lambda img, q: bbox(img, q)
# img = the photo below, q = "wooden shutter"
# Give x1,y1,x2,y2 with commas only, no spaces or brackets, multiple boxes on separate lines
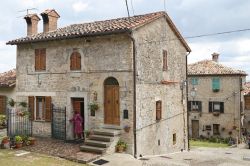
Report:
40,49,46,70
35,49,40,70
209,102,213,113
76,53,81,70
187,101,191,111
45,96,52,121
163,50,168,71
0,96,6,114
220,102,224,113
28,96,35,120
198,101,202,112
70,52,81,70
156,100,162,120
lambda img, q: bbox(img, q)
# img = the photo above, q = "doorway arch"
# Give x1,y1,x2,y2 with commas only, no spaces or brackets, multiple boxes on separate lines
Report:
104,77,120,125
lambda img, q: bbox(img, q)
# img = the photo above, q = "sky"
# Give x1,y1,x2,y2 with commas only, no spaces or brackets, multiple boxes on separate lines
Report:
0,0,250,80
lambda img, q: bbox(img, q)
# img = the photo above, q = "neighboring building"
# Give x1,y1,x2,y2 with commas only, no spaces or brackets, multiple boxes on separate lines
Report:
0,69,16,114
7,10,191,156
243,82,250,132
187,53,246,140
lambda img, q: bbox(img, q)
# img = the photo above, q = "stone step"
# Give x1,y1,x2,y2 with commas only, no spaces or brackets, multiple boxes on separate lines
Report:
89,135,114,142
85,139,110,148
80,145,105,154
93,128,121,136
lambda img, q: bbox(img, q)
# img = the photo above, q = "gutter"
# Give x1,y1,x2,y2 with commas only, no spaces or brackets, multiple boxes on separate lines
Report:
186,52,191,150
127,32,137,158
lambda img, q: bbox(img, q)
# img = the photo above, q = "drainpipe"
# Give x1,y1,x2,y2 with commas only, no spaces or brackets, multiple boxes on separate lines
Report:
186,52,191,150
127,32,137,158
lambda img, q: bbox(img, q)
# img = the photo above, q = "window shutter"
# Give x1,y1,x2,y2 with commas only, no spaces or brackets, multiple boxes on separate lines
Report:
41,49,46,70
163,50,167,71
187,101,191,111
156,100,162,120
45,96,52,121
209,102,213,112
35,49,40,70
220,102,224,113
0,96,6,114
198,101,202,112
212,78,220,91
28,96,35,120
76,53,81,70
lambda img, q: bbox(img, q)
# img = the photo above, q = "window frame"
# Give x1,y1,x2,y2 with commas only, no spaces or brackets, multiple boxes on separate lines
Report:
212,77,220,92
162,50,168,71
173,133,176,145
213,124,220,135
188,101,202,112
35,48,46,71
156,100,162,121
209,101,224,113
70,51,81,71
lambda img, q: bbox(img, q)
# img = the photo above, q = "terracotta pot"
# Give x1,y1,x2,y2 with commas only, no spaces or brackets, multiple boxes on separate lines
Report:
124,127,131,133
1,139,9,144
30,140,36,145
117,146,124,153
15,143,22,149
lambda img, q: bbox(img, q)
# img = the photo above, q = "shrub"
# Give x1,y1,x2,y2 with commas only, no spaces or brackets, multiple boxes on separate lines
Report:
15,136,23,143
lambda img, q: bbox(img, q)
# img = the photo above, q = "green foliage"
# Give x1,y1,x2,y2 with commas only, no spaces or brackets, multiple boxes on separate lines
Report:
8,98,15,107
18,102,27,108
88,102,99,111
0,115,6,126
15,136,23,143
116,140,127,149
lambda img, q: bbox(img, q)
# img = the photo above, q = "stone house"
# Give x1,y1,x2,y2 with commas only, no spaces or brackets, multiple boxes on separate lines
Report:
7,10,191,157
243,82,250,132
0,69,16,114
187,53,246,140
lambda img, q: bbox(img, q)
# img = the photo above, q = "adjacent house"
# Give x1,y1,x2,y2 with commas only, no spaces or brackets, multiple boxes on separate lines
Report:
0,69,16,114
7,10,191,156
243,82,250,132
187,53,246,140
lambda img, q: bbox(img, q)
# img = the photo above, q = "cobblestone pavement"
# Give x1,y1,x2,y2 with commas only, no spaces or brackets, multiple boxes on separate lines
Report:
21,137,100,163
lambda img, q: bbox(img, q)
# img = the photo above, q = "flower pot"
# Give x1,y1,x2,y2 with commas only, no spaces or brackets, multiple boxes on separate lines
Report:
124,126,131,133
30,139,36,145
117,146,124,153
15,142,22,149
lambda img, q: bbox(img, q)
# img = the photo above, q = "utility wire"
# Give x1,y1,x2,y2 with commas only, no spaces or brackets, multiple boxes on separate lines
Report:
163,0,166,12
125,0,130,17
130,0,135,16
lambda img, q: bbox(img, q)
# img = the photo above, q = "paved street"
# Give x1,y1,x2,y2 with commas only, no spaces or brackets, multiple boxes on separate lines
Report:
91,146,250,166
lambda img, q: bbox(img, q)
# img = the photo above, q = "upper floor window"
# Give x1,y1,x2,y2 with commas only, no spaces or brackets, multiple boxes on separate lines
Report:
156,100,162,121
209,101,224,113
70,51,81,70
191,78,198,85
188,101,202,112
212,77,220,92
163,50,168,71
35,48,46,71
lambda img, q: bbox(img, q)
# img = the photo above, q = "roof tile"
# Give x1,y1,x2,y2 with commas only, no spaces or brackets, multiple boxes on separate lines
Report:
0,69,16,88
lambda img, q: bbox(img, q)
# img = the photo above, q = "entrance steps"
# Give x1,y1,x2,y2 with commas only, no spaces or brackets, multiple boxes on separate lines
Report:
80,128,121,154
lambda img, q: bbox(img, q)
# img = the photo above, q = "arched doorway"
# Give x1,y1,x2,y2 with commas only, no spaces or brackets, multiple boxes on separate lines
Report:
104,77,120,125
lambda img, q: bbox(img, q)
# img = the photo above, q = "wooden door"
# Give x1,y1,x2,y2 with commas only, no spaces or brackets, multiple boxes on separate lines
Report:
0,96,6,114
104,85,120,125
192,120,199,139
72,98,84,130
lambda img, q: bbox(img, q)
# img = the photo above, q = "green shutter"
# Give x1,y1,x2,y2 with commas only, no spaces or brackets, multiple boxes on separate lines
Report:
212,77,220,91
191,78,198,85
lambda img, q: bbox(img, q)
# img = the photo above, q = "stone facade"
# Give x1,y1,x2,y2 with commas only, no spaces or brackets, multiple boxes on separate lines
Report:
11,12,190,157
188,75,245,139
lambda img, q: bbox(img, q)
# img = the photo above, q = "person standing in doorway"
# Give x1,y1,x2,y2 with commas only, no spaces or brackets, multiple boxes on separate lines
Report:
70,111,83,139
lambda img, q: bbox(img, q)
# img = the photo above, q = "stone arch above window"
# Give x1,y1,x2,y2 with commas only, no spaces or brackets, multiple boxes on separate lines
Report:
70,51,81,70
104,77,119,85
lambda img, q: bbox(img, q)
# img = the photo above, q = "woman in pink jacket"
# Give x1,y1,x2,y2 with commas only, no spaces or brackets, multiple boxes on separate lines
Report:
70,111,83,139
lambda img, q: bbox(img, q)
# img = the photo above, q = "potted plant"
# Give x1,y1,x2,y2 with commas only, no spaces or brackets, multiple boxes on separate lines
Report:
15,135,23,148
123,125,131,133
1,136,10,149
19,101,27,108
88,102,99,112
28,137,36,145
116,140,127,153
8,98,15,107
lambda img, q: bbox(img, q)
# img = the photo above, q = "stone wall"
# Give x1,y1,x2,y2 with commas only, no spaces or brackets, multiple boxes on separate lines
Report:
0,87,16,109
188,76,243,139
132,17,188,156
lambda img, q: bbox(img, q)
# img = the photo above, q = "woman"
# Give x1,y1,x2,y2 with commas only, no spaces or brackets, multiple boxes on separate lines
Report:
70,111,83,139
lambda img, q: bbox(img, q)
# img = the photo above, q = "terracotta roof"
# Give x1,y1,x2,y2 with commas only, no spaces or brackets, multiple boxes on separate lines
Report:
188,60,247,76
0,69,16,88
6,11,190,52
244,82,250,95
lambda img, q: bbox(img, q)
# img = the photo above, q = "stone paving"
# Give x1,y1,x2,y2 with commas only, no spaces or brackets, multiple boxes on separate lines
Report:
21,137,100,163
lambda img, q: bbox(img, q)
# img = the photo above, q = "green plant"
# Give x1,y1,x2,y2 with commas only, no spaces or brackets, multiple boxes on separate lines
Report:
15,136,23,143
0,115,6,126
88,102,99,111
116,140,127,149
8,98,15,107
19,102,27,108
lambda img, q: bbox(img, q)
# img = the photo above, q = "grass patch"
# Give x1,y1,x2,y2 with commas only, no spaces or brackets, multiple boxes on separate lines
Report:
190,140,229,148
0,149,85,166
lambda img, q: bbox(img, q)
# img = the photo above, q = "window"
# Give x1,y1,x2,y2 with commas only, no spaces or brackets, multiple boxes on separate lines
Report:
205,125,211,131
209,102,224,113
35,48,46,71
163,50,168,71
70,51,81,70
212,77,220,92
191,78,198,85
245,96,250,110
173,133,176,145
213,124,220,135
188,101,202,112
28,96,52,121
0,96,6,114
156,100,162,121
123,109,128,119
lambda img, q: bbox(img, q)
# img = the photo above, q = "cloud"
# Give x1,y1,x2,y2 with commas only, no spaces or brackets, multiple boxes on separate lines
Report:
72,1,89,12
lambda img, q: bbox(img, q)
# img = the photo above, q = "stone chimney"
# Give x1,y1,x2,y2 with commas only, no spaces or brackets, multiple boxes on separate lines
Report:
41,9,60,33
24,14,40,36
212,52,219,62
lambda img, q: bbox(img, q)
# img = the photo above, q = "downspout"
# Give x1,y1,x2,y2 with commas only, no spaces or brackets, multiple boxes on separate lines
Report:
186,52,191,150
239,76,242,142
127,32,137,158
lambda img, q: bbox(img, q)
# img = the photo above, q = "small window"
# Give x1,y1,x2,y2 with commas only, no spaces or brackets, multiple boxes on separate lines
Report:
123,109,128,119
90,109,95,116
188,101,202,112
173,133,176,145
70,51,81,70
191,78,198,85
205,125,211,131
212,77,220,92
35,48,46,71
156,100,162,121
213,124,220,135
209,102,224,113
163,50,168,71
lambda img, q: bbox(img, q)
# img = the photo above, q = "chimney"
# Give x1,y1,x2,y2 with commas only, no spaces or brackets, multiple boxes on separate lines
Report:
24,14,41,36
212,52,219,62
41,9,60,33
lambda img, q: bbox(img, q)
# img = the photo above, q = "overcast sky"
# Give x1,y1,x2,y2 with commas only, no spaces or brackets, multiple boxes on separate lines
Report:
1,0,250,80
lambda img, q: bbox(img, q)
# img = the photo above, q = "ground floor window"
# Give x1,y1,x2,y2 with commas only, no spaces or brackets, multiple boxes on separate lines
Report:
213,124,220,135
28,96,51,121
173,133,176,145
